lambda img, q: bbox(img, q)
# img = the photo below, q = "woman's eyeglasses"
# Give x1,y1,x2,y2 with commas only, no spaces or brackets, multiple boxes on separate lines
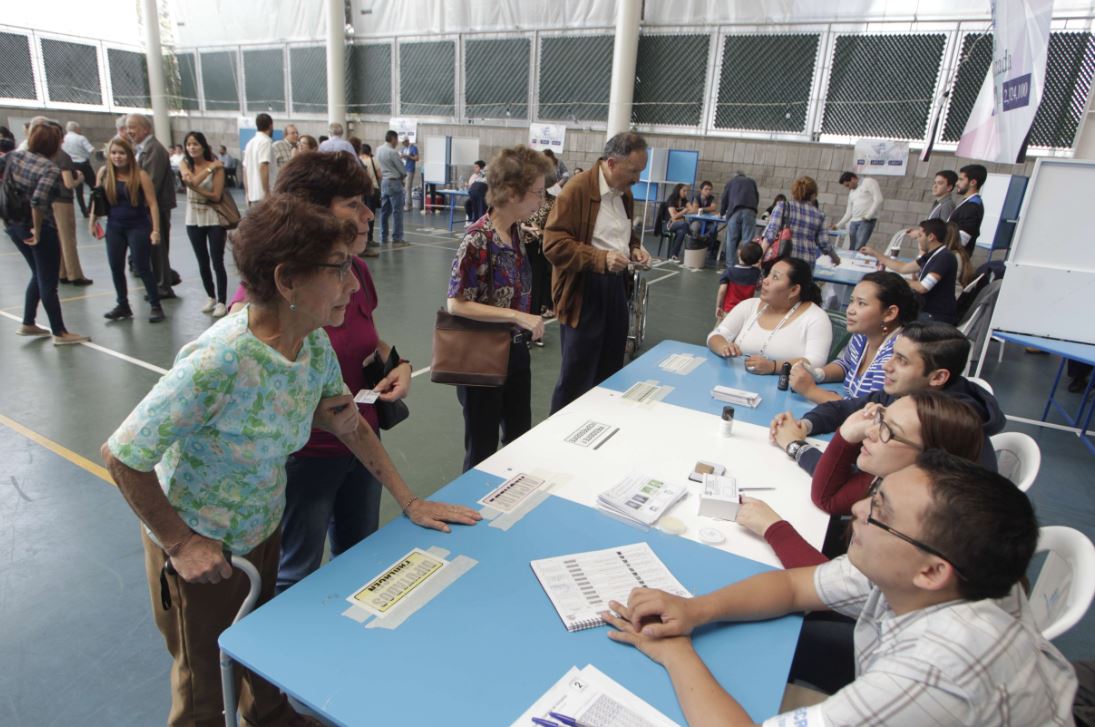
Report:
313,259,353,281
873,408,923,450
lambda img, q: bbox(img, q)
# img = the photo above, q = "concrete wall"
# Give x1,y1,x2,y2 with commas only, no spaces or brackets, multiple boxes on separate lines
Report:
3,104,1034,260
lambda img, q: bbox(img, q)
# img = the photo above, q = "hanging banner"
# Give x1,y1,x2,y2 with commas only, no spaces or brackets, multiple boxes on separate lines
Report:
389,117,418,144
528,123,567,153
852,140,909,176
957,0,1053,163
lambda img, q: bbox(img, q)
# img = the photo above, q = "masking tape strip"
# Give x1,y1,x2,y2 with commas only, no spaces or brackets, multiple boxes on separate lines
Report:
365,554,477,630
489,488,551,532
342,605,370,623
641,385,674,406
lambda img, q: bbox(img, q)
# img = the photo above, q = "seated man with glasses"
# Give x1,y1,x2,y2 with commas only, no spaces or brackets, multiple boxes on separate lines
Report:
770,320,1004,472
603,450,1077,726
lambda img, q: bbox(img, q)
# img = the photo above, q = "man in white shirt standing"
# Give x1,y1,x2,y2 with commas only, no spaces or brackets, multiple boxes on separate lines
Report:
62,121,96,217
242,113,276,207
833,171,883,251
543,132,651,413
605,450,1077,727
317,122,355,156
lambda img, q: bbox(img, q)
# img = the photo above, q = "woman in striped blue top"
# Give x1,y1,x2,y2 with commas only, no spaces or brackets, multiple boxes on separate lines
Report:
790,271,919,403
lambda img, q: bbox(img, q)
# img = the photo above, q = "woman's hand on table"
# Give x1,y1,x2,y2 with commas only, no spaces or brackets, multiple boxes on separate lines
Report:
737,497,783,538
708,335,740,358
312,394,360,436
404,498,482,533
375,362,411,402
603,601,695,667
170,533,233,584
789,361,817,395
744,355,775,375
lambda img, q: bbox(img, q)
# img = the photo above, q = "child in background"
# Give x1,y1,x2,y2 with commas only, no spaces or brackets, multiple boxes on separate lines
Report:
715,240,763,319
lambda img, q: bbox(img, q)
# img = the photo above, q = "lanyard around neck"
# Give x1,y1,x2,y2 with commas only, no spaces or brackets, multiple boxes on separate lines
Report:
739,301,802,358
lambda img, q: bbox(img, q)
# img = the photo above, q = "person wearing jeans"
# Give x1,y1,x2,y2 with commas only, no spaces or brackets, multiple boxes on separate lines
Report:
848,218,878,252
724,207,757,263
719,171,759,264
180,131,229,317
834,172,883,251
2,121,89,344
376,129,407,246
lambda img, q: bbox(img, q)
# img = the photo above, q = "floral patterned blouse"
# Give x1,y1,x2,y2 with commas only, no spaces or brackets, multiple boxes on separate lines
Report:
107,307,347,553
447,212,531,313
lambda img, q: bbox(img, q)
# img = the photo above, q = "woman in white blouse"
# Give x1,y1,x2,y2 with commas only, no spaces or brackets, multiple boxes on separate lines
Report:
706,256,832,372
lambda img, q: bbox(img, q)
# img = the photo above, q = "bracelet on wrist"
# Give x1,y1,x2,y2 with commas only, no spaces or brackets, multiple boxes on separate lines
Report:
402,496,419,515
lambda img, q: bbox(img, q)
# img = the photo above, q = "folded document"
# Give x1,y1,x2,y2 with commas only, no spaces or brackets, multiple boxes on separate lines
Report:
711,385,762,408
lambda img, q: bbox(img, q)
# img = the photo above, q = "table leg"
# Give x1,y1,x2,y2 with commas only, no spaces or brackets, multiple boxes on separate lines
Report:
1042,358,1067,422
1080,386,1095,456
448,197,456,232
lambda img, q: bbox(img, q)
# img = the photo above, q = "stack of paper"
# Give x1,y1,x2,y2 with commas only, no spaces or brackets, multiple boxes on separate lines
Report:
712,385,762,408
510,664,681,726
597,473,686,528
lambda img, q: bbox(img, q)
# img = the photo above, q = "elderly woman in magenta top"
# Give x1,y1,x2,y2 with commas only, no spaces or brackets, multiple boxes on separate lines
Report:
447,146,554,471
102,194,479,725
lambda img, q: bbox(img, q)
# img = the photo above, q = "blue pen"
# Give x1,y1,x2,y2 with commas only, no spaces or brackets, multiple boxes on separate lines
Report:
531,718,560,727
549,712,583,727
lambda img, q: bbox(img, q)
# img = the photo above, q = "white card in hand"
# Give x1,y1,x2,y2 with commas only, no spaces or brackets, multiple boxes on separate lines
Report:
354,389,380,404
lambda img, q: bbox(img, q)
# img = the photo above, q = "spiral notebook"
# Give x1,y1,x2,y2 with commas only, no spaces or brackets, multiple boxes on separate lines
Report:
530,543,692,632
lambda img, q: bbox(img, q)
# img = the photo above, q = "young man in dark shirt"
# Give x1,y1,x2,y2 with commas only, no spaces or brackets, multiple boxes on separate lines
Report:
950,163,986,255
864,218,957,324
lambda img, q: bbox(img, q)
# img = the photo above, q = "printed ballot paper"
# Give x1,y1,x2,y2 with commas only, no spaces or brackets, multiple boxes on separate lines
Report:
511,664,680,727
346,548,446,616
598,473,686,528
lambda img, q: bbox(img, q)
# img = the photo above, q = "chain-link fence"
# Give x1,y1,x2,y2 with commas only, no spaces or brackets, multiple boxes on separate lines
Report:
290,46,327,114
632,34,708,127
348,42,391,116
539,35,614,122
1031,32,1095,148
715,34,818,133
465,37,529,120
200,50,240,111
941,33,994,143
244,48,285,112
107,48,150,108
399,41,455,117
822,33,946,140
41,38,102,105
0,32,37,100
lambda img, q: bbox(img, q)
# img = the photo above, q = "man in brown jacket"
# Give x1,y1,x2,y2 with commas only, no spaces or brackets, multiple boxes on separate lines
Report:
543,132,650,413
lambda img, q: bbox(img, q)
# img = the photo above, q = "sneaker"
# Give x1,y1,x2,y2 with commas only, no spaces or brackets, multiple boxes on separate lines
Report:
391,240,411,248
533,339,545,348
201,297,217,314
212,303,227,318
669,255,679,263
541,309,556,320
362,246,380,258
16,324,52,337
104,304,134,320
53,332,90,345
70,277,93,286
149,305,165,323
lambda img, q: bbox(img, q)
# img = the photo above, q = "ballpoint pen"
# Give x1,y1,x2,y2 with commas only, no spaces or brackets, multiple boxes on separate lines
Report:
549,711,584,727
531,717,561,727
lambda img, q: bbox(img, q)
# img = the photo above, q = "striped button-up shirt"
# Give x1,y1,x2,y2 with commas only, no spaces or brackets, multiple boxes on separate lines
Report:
763,200,834,267
834,332,896,399
0,150,61,220
764,556,1077,726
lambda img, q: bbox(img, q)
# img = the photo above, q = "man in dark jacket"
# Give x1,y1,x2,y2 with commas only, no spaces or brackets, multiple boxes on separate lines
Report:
771,321,1005,473
127,114,178,298
719,171,759,264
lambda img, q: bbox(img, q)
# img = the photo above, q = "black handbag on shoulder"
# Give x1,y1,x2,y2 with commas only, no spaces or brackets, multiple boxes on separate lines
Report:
89,185,111,218
0,170,32,224
362,347,410,430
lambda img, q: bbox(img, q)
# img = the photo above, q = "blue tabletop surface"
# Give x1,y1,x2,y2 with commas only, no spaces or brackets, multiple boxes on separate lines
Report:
600,340,836,438
437,188,470,197
993,332,1095,366
220,469,800,725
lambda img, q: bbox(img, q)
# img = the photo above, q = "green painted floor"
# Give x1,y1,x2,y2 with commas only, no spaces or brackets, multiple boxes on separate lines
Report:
1,192,1092,724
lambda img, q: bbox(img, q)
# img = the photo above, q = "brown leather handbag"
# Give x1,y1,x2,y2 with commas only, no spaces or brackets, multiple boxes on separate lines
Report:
430,240,513,387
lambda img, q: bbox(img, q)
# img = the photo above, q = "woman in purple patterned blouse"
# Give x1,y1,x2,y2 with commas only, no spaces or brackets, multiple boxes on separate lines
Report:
446,146,554,471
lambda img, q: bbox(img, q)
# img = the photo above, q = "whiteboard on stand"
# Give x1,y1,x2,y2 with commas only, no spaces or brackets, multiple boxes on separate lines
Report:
986,158,1095,347
450,137,480,166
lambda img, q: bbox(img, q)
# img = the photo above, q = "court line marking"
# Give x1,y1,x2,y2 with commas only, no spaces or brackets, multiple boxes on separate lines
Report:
0,413,115,487
645,270,681,285
1,289,114,312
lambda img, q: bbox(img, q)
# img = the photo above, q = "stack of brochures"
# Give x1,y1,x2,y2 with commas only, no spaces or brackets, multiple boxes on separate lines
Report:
596,473,686,528
711,385,762,408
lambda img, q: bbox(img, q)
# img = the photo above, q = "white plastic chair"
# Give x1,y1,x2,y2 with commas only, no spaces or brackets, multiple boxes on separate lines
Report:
1030,526,1095,640
990,432,1041,492
967,377,994,395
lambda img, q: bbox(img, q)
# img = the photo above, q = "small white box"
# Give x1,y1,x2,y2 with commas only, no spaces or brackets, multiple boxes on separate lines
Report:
698,474,740,521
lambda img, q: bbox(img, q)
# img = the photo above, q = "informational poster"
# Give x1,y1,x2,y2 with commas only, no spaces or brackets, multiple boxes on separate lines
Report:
389,117,418,143
957,0,1052,163
528,123,566,153
852,139,908,177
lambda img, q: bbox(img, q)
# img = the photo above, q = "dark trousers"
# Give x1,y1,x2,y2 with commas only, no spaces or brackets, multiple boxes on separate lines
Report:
73,160,95,216
277,453,383,593
365,192,379,244
186,225,228,303
551,272,629,414
788,611,858,694
669,220,690,258
527,238,552,315
150,206,173,290
457,340,532,472
1069,361,1093,379
6,220,67,334
106,221,159,307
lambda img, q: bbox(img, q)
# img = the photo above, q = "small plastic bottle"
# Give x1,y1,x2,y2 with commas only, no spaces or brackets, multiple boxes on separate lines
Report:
777,362,792,391
720,406,735,437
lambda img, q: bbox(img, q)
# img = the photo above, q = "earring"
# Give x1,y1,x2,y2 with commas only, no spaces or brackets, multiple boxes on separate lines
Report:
290,303,297,312
881,324,888,333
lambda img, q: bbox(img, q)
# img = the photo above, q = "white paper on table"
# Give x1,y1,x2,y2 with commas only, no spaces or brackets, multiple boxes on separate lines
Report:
509,664,681,727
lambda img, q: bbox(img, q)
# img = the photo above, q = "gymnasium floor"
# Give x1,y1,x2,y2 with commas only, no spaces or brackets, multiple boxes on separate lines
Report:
1,191,1091,723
